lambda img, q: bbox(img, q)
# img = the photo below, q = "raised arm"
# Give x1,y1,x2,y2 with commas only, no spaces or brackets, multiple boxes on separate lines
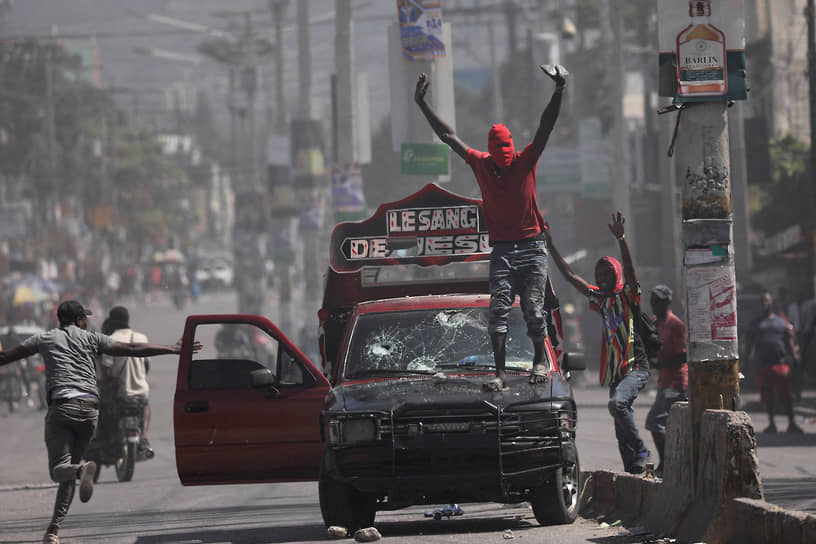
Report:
542,222,592,297
103,340,202,358
414,73,468,160
531,64,566,154
0,344,37,367
608,212,638,287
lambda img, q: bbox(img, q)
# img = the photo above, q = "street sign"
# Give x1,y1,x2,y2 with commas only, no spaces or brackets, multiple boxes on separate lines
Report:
400,143,449,175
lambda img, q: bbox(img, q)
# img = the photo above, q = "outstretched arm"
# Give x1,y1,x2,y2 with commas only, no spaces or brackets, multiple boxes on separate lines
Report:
608,212,638,287
542,222,592,297
104,340,202,358
531,65,566,155
0,344,37,367
414,73,468,160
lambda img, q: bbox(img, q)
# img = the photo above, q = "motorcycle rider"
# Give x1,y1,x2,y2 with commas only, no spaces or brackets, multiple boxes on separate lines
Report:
99,306,154,457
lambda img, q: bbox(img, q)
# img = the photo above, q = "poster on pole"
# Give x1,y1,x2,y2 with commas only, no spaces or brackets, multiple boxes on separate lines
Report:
686,264,738,344
396,0,446,61
657,0,746,102
331,163,367,221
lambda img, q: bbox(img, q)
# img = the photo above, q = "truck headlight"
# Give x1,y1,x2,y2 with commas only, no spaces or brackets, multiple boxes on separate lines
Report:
326,416,378,444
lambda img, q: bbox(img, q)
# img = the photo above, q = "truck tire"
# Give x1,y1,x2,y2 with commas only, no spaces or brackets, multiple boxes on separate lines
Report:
319,462,376,531
530,441,580,525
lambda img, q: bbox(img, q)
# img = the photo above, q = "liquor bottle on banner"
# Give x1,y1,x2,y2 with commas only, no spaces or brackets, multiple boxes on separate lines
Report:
676,0,727,98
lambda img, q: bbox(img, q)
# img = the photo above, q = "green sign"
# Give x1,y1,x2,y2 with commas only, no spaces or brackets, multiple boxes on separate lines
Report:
401,143,449,176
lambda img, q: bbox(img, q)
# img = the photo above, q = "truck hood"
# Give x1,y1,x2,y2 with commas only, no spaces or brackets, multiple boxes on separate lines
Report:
328,373,573,413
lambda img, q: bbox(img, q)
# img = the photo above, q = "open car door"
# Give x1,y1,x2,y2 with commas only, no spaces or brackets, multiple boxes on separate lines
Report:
174,314,330,485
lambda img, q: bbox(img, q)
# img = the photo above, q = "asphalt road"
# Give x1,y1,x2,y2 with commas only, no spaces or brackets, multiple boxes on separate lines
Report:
0,289,814,543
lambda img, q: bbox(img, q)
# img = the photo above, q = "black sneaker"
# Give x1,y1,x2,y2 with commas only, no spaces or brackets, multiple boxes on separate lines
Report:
630,450,650,474
78,461,96,502
787,422,804,434
762,423,778,434
139,438,155,459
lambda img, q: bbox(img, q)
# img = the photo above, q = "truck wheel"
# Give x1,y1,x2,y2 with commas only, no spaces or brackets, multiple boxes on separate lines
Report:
319,466,376,531
531,441,580,525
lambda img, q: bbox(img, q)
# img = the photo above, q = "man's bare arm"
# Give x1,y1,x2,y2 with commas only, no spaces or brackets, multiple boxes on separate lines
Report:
0,345,37,366
414,72,468,160
542,223,592,297
608,212,638,287
103,340,202,358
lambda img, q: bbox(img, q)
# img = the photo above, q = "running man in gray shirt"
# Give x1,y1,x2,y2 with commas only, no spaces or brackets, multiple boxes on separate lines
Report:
0,300,201,544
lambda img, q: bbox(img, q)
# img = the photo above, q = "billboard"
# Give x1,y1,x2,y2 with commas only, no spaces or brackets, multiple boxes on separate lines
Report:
397,0,446,61
658,0,746,102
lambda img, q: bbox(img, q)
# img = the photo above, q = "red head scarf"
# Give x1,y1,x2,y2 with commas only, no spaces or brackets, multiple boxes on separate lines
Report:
593,256,624,294
488,124,514,168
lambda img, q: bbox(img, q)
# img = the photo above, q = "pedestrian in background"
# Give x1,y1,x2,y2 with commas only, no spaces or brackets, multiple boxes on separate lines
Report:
747,291,803,434
0,300,199,544
414,63,567,391
644,284,687,477
544,212,652,474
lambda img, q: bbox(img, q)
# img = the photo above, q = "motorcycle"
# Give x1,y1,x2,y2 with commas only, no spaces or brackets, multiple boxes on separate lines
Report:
85,398,153,482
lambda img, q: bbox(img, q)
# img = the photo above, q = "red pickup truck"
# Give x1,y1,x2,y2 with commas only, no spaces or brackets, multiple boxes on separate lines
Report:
173,184,584,530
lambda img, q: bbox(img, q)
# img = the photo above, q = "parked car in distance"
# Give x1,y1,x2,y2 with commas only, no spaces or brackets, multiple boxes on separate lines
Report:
195,258,234,290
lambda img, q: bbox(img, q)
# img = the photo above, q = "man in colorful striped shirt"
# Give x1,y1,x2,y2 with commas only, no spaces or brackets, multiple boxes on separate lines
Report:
543,212,652,474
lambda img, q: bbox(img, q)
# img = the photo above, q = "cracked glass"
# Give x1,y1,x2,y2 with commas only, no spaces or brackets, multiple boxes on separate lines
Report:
344,306,535,379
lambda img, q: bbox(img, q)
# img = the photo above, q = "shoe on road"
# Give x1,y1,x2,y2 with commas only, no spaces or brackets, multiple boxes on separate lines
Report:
78,461,96,503
42,531,58,543
787,422,804,434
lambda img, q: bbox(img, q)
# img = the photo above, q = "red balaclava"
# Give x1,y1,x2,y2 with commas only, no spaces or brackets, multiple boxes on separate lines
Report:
593,256,624,294
488,124,514,168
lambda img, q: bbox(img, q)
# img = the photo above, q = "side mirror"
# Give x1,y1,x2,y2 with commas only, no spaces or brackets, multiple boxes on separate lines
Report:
250,368,281,399
562,352,586,372
250,368,274,387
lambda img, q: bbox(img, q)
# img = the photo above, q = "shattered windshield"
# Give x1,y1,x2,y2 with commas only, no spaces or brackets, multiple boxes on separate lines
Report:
344,306,534,379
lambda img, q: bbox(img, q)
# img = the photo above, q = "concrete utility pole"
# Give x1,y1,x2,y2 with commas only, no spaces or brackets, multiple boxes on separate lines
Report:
808,0,816,220
675,102,740,468
600,0,631,235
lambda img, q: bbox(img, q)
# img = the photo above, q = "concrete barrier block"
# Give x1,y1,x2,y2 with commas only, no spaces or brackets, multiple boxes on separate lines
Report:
615,474,642,515
591,470,617,515
640,478,661,516
803,514,816,543
645,402,693,536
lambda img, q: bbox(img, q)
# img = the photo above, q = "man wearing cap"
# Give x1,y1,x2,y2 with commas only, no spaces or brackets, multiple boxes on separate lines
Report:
414,64,566,391
99,305,154,457
0,300,200,544
644,285,688,476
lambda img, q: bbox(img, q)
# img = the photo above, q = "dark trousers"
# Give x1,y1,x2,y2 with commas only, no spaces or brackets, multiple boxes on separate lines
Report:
44,399,98,529
608,369,650,472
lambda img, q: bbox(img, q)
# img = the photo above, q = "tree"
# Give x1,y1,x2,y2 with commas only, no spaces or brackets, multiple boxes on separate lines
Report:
750,135,811,236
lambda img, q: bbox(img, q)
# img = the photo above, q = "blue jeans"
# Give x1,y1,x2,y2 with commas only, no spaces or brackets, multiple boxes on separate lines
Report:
44,399,98,530
488,236,549,339
608,369,650,472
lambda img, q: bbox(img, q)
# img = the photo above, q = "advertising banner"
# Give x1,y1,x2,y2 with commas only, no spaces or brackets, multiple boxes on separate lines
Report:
331,163,367,222
400,143,449,175
657,0,746,101
397,0,446,61
330,183,488,272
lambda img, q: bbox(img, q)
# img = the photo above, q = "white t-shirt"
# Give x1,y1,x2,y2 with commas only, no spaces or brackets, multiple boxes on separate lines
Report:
100,328,150,399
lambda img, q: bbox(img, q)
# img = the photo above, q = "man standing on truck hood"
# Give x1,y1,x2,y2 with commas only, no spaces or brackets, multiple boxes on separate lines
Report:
414,64,566,391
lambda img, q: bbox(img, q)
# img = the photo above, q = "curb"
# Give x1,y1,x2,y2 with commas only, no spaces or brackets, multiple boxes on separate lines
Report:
583,469,816,543
582,402,816,544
